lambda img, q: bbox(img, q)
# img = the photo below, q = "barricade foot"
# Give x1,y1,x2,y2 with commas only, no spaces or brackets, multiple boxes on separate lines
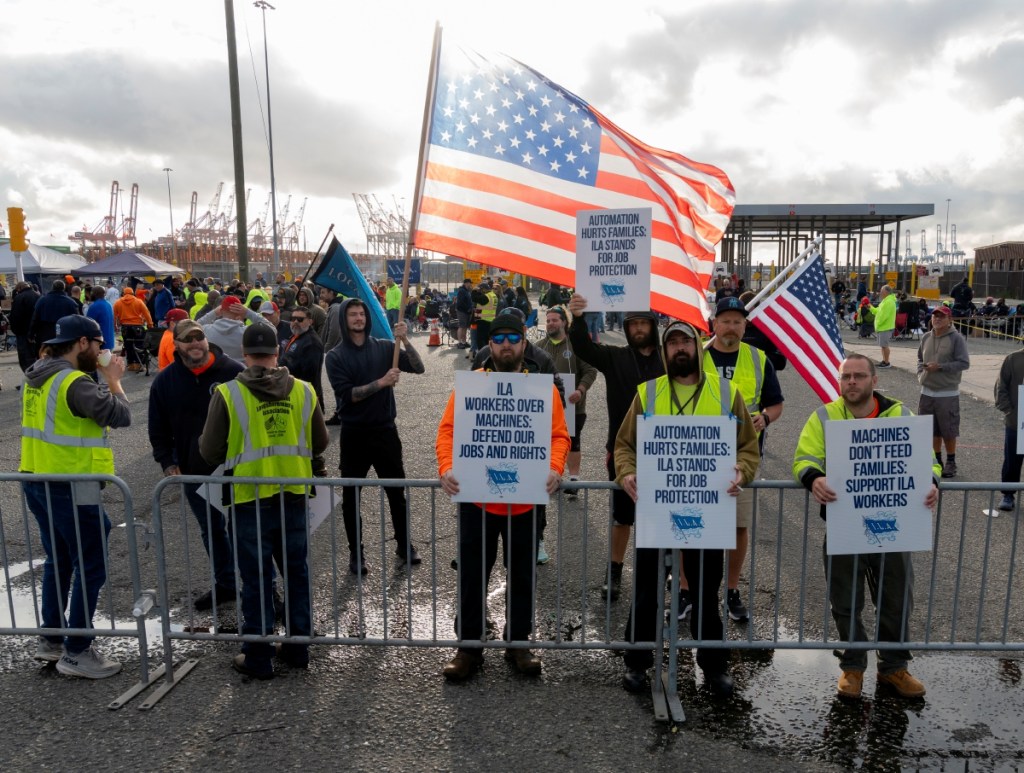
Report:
117,658,200,711
108,664,167,710
651,669,686,723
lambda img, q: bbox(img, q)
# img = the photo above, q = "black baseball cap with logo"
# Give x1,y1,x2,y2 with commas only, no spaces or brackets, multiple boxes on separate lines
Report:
242,324,280,355
44,315,104,345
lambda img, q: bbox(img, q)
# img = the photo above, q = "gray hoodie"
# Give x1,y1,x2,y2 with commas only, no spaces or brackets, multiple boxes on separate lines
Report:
22,357,131,434
196,307,274,363
917,327,970,396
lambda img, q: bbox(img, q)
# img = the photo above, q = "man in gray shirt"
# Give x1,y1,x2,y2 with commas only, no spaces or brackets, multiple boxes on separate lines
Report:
917,304,970,479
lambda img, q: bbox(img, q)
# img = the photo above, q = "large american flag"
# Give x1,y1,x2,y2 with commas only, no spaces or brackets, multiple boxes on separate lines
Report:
747,254,845,403
412,39,735,332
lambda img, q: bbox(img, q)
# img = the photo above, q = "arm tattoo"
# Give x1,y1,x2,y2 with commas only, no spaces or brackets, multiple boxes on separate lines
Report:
352,379,384,402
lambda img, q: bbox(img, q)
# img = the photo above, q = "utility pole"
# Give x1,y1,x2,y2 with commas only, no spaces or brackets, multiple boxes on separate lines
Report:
162,167,178,265
255,0,280,277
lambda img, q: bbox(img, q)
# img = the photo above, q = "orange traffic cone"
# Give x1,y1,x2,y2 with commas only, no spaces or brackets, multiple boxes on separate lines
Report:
427,318,442,347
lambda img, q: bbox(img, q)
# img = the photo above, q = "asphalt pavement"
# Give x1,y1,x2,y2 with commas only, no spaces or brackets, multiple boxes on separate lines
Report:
0,323,1021,772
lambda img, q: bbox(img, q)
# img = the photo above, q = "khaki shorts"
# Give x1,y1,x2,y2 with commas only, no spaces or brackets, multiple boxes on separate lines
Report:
736,486,754,529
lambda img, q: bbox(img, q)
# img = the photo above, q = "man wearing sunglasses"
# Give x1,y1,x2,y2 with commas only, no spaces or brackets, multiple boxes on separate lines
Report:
281,309,325,411
148,319,245,611
436,312,570,680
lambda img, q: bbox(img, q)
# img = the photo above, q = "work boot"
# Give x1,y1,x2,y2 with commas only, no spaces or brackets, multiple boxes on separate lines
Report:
443,648,483,681
504,647,542,676
396,543,422,566
349,552,369,576
877,668,926,698
622,668,648,694
837,669,864,699
194,583,237,611
941,459,957,478
232,653,274,680
704,670,734,698
602,562,623,601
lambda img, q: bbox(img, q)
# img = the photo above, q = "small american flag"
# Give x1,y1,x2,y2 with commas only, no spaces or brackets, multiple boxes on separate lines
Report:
747,255,845,403
412,38,735,332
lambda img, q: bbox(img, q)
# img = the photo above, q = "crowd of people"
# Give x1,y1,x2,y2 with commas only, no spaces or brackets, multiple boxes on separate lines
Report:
11,267,1019,706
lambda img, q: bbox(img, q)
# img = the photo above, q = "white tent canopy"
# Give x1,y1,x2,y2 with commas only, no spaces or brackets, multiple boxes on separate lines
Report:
0,243,87,274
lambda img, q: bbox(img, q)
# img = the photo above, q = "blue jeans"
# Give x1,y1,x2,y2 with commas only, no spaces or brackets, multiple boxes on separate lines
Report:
233,495,311,667
184,483,236,590
23,481,111,654
584,312,602,341
386,308,399,329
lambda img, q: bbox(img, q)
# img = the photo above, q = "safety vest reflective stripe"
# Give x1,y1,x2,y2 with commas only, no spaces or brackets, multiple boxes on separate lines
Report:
21,369,110,448
704,343,765,415
480,292,498,321
642,373,732,417
221,380,313,471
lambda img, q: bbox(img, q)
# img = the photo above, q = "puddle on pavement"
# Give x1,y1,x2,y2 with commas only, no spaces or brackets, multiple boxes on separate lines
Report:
5,558,1024,770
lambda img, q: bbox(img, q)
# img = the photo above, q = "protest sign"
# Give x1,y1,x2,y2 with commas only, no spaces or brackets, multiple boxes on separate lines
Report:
451,370,554,504
824,415,933,554
561,372,576,437
575,207,651,311
635,414,736,549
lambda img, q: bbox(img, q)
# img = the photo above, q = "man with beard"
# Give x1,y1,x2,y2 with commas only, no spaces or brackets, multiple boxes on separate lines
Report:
696,296,785,625
568,295,664,601
148,319,244,610
794,354,939,700
614,321,759,697
20,315,131,678
436,313,570,680
281,307,325,411
326,298,425,574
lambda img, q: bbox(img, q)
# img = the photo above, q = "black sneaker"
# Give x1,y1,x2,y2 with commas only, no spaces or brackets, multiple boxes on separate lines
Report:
727,589,749,622
194,584,237,611
622,668,648,694
998,495,1015,512
705,670,734,698
877,361,892,369
677,590,692,621
349,553,369,576
396,543,422,566
232,653,274,680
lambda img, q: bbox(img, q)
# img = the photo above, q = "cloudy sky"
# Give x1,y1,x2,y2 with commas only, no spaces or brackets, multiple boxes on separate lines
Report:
2,0,1021,265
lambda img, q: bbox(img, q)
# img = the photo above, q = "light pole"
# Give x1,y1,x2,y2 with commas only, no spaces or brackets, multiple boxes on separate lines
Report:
254,0,279,276
162,167,178,265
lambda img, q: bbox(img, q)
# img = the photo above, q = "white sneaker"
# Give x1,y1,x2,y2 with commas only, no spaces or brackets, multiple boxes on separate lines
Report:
34,637,63,662
56,645,122,679
537,540,550,565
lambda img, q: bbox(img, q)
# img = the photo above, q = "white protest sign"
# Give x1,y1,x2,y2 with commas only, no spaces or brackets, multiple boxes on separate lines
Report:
451,370,554,505
635,415,736,549
824,415,934,555
561,372,576,437
575,207,651,312
196,466,336,534
1017,385,1024,454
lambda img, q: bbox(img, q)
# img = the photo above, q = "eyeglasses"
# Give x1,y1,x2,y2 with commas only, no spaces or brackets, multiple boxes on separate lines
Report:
490,333,523,344
179,332,206,343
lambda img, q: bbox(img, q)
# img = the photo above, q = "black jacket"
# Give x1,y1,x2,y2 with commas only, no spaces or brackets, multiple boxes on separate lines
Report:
30,289,79,345
148,344,245,474
282,328,325,408
569,315,664,452
325,298,424,428
10,286,40,336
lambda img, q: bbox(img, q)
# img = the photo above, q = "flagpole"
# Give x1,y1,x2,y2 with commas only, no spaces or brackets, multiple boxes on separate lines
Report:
394,21,443,368
298,223,336,287
743,234,823,313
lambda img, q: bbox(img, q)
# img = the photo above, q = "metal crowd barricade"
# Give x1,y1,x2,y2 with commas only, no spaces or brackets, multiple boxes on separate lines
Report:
0,472,158,708
141,475,1024,721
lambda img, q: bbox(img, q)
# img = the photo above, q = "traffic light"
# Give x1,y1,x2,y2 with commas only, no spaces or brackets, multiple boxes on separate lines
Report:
7,207,29,252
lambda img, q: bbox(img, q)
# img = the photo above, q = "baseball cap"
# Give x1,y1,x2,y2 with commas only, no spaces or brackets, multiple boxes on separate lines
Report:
259,301,279,315
546,305,568,323
242,323,280,355
489,312,526,336
44,315,104,345
623,310,658,324
221,295,242,310
152,278,164,286
714,296,747,317
663,320,699,341
173,320,204,342
165,308,189,323
931,304,952,317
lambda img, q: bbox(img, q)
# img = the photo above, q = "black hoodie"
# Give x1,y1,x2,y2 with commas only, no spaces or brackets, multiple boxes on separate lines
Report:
325,298,424,428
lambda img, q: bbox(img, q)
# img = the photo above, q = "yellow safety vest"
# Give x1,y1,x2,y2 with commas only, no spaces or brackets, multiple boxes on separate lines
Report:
20,369,114,475
217,378,315,504
638,371,737,418
703,343,765,417
480,291,498,322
